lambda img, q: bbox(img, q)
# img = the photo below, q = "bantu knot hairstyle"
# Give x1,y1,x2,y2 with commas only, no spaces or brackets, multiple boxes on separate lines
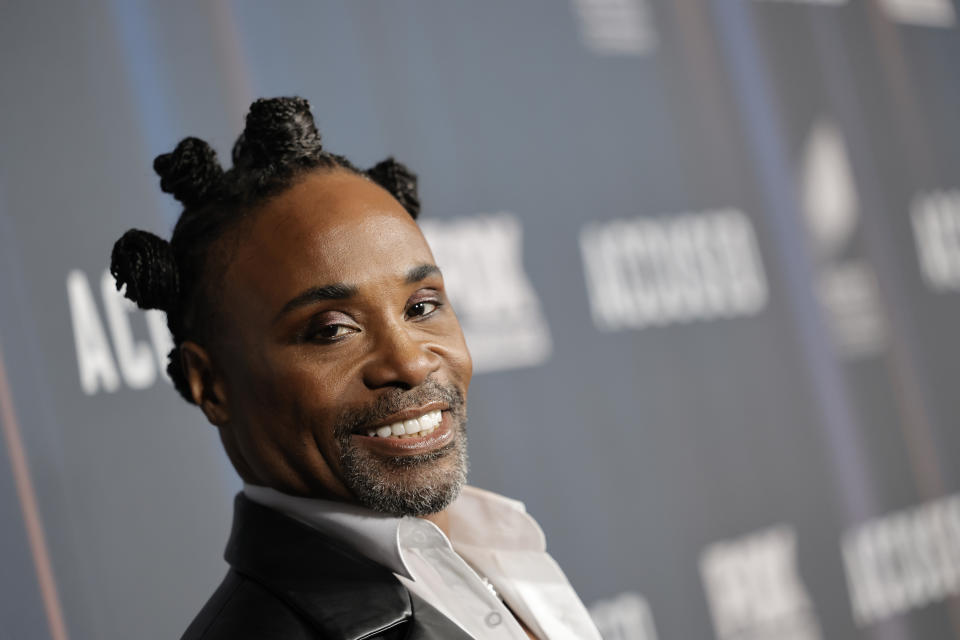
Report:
232,96,322,171
110,230,179,310
154,137,224,207
109,96,422,404
366,158,420,218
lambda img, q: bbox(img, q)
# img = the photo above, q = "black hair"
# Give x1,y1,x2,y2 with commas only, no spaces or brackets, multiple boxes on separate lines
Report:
110,96,421,404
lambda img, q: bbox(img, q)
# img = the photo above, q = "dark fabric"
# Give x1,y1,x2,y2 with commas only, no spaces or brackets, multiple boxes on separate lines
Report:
181,494,473,640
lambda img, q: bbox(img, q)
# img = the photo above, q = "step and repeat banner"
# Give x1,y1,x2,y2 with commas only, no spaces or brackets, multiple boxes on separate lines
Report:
2,1,960,638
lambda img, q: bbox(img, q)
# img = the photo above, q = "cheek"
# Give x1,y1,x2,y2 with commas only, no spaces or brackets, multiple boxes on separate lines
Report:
439,321,473,386
226,356,355,492
226,350,342,435
449,341,473,387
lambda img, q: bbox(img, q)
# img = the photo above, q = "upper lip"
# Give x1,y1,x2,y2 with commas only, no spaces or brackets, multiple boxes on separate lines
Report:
357,402,448,433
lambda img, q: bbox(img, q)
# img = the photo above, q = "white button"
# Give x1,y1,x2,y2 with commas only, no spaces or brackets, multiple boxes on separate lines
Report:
485,612,502,627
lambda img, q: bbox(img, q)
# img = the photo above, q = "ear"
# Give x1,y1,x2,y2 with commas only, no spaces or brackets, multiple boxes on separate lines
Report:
179,341,230,426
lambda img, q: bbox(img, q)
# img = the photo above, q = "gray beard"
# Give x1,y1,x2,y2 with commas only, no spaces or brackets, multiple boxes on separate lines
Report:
333,380,469,516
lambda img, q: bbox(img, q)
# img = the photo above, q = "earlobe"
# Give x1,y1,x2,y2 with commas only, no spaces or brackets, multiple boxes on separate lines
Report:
180,341,230,426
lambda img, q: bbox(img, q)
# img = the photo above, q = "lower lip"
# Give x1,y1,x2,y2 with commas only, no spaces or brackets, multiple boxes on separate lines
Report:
352,411,454,456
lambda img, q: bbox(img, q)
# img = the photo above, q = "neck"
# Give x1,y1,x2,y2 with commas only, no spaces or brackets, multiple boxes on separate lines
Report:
420,509,451,537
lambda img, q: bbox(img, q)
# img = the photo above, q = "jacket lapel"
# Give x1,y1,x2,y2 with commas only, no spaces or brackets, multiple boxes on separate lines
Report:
405,592,475,640
224,494,471,640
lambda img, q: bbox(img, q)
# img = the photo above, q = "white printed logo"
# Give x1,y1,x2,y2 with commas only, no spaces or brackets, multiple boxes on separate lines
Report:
751,0,846,7
911,189,960,291
420,213,553,374
879,0,956,27
579,208,768,331
800,118,886,359
570,0,658,55
750,0,954,25
751,0,953,26
842,493,960,626
67,269,173,395
589,592,659,640
700,525,823,640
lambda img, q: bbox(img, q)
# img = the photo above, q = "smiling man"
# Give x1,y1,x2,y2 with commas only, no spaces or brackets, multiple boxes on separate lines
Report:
110,97,600,640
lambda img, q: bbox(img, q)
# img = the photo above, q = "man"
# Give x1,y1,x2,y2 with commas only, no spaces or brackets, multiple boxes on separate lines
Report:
110,97,601,639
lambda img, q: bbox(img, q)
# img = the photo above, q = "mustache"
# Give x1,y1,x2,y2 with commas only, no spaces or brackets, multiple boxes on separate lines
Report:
332,378,465,439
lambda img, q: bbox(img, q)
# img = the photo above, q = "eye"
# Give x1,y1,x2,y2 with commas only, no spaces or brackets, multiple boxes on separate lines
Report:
303,321,358,343
317,324,355,339
406,300,440,319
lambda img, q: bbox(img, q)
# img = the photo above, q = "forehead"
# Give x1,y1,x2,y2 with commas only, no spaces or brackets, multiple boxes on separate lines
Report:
225,170,434,313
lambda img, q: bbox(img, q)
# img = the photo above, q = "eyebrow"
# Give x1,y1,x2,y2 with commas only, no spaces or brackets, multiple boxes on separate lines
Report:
275,263,442,321
405,263,441,284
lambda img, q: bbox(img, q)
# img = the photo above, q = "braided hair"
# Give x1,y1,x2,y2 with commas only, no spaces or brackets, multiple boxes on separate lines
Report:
110,97,421,404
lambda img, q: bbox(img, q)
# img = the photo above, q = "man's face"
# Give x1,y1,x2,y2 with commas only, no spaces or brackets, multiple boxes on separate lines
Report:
207,170,473,515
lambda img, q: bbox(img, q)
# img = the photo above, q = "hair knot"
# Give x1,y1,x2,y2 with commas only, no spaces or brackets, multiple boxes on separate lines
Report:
110,229,180,311
232,97,322,170
366,158,420,218
153,137,224,208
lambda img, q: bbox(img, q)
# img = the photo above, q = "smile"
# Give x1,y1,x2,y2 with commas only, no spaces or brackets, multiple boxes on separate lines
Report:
365,409,442,439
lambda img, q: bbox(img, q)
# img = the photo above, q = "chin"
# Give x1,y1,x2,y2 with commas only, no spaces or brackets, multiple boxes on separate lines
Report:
342,428,469,516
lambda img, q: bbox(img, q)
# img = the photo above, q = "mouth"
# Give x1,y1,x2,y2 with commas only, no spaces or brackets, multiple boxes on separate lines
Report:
354,402,447,439
351,403,454,455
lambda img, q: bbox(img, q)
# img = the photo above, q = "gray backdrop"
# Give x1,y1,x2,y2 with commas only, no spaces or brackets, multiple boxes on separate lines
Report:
2,1,960,639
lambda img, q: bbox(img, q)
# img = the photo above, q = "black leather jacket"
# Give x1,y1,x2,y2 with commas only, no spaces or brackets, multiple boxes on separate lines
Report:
181,494,472,639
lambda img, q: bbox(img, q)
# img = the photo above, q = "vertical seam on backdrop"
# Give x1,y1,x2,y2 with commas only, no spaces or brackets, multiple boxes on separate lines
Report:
0,341,69,640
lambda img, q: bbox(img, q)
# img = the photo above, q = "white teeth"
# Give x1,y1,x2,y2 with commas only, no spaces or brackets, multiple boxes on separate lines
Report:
371,410,443,438
367,430,376,437
420,410,440,429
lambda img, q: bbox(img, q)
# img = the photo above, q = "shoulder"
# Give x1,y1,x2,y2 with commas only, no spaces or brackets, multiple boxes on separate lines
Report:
180,569,413,640
183,495,420,639
180,570,315,640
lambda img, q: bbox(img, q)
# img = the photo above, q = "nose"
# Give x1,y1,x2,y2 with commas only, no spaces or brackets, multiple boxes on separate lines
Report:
362,323,442,390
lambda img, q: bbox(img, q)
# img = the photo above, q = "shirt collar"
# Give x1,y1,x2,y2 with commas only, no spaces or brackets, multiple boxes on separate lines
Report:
446,485,546,552
242,484,545,578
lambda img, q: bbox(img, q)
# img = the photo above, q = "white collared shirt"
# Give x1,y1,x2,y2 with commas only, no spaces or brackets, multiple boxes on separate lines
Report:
244,484,602,640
